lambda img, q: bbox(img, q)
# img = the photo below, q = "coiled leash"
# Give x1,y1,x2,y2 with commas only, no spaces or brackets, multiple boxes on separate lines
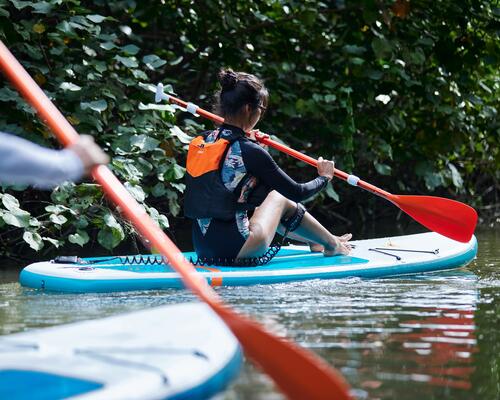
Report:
191,203,306,267
53,204,308,268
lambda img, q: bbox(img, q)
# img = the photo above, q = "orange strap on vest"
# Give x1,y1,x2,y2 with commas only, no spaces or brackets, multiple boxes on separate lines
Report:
186,135,230,178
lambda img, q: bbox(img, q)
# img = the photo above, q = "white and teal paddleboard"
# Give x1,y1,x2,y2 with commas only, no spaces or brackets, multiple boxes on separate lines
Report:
0,302,241,400
20,232,477,293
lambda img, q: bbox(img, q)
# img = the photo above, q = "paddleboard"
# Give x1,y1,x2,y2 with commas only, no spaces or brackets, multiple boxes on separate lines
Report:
20,232,477,293
0,302,241,400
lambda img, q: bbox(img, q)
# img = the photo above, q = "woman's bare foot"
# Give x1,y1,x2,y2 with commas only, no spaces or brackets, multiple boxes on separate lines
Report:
309,242,324,252
323,233,352,256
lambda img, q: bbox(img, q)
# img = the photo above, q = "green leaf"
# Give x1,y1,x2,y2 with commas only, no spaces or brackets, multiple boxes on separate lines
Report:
424,172,445,191
60,82,82,91
51,182,74,203
374,162,392,175
45,204,70,213
0,7,10,17
366,69,384,80
130,134,160,152
50,214,68,225
100,41,117,50
164,164,185,181
325,182,340,202
138,102,175,112
87,14,106,23
97,212,125,250
121,44,140,55
81,100,108,113
23,231,44,251
68,230,90,247
343,45,366,55
75,216,89,229
29,217,41,227
324,94,336,103
170,182,186,193
142,54,166,70
0,87,20,102
43,237,63,248
166,191,180,216
114,55,138,68
151,183,167,197
132,69,148,80
11,1,52,14
448,163,463,188
1,193,20,211
97,228,119,250
371,38,392,59
103,212,122,231
124,182,146,202
169,126,192,144
146,206,169,229
1,208,31,228
407,47,425,65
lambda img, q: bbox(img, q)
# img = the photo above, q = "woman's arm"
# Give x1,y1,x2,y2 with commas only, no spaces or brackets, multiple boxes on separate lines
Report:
242,141,329,202
0,133,107,188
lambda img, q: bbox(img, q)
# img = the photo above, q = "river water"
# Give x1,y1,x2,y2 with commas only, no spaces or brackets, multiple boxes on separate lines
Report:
0,227,498,399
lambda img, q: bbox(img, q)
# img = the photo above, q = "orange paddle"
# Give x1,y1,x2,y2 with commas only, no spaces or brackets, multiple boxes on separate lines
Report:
0,41,352,400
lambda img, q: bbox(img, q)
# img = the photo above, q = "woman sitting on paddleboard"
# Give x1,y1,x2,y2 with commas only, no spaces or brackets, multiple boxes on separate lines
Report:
185,69,352,264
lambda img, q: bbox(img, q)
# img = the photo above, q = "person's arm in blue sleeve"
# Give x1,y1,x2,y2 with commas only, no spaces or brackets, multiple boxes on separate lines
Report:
241,141,329,202
0,132,109,188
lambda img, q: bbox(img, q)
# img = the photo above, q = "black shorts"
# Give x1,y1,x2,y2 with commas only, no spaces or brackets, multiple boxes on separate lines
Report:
192,218,247,259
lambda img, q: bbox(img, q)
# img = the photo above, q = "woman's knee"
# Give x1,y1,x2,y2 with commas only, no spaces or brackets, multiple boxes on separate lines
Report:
265,191,296,217
265,190,285,204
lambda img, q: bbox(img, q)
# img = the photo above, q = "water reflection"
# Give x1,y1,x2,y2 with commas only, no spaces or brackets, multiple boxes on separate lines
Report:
389,308,476,390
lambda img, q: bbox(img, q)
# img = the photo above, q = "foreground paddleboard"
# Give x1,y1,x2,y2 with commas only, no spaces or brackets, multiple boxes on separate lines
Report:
0,302,241,400
20,232,477,293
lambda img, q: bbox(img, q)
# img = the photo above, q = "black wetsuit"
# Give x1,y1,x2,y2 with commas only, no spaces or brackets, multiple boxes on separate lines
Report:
192,124,328,259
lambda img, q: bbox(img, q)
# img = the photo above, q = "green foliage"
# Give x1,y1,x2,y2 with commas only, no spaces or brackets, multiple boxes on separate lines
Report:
0,0,194,254
0,0,498,255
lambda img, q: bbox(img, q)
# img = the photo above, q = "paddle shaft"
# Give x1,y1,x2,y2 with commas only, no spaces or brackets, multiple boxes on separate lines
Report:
161,91,394,200
0,41,352,400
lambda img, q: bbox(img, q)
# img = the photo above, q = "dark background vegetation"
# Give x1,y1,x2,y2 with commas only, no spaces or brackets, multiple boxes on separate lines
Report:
0,0,498,259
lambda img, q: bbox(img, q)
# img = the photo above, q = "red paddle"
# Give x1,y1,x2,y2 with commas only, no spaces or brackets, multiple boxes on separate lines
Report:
155,84,477,243
0,41,352,400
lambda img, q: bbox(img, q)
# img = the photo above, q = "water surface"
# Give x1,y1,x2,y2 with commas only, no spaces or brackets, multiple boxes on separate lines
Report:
0,228,498,399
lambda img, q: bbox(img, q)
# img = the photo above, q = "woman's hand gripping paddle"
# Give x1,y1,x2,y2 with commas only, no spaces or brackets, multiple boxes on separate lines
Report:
155,83,477,243
0,41,352,400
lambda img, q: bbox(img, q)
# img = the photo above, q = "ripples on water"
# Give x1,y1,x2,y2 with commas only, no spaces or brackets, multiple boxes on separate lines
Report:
0,229,498,400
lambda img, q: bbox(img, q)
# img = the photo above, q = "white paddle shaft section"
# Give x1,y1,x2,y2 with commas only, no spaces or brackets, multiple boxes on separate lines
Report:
347,174,360,186
186,102,199,116
155,83,170,103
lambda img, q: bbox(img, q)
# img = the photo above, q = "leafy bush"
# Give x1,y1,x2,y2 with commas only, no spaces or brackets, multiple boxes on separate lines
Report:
0,0,498,256
0,0,194,254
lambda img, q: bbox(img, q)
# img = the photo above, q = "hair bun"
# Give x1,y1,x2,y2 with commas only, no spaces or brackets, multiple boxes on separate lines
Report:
219,68,238,91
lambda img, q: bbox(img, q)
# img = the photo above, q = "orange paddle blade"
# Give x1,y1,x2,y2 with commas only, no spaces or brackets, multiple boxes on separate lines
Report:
0,40,352,400
390,195,478,243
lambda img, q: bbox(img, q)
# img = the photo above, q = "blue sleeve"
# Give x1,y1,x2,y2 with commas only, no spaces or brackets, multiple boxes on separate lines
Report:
240,140,328,202
0,132,84,188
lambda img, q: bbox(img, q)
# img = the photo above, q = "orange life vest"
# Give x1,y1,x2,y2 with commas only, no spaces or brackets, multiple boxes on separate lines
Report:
184,130,252,220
